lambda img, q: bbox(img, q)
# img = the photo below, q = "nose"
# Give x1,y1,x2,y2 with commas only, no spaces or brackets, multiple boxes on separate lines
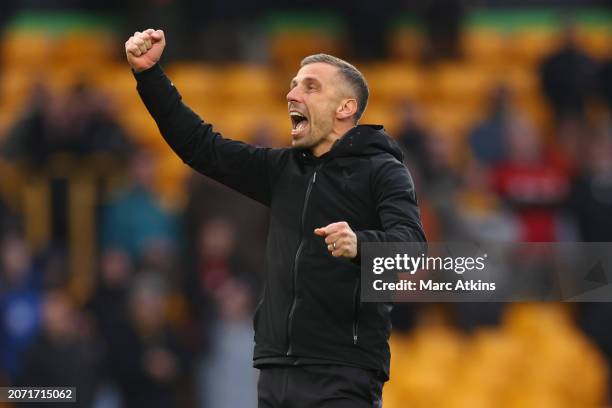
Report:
286,86,300,103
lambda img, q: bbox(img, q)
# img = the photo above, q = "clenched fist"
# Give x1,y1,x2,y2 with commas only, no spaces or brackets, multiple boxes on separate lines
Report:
125,29,166,73
314,221,358,259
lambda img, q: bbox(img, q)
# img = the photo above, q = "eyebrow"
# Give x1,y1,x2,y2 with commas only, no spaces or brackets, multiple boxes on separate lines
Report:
289,76,321,90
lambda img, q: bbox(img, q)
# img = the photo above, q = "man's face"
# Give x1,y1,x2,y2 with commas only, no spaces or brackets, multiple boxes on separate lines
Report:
286,62,346,150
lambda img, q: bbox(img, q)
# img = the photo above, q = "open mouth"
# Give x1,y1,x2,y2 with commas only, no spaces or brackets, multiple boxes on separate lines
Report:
290,111,309,136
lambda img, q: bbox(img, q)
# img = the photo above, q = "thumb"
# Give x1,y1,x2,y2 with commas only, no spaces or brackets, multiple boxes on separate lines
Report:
314,228,327,237
151,29,164,42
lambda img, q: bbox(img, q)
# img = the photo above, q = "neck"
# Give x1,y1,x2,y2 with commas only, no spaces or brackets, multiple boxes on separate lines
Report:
311,122,356,157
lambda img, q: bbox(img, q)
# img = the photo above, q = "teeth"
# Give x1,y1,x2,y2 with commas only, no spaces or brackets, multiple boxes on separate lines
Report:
289,110,308,133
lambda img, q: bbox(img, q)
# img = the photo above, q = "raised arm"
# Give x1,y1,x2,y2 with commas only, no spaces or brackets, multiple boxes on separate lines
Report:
125,29,285,206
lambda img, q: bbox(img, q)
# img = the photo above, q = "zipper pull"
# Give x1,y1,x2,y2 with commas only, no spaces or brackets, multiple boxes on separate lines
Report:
353,335,358,345
313,171,317,184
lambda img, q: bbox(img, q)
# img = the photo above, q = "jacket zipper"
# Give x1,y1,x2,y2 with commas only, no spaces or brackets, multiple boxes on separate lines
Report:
287,164,322,356
352,279,361,345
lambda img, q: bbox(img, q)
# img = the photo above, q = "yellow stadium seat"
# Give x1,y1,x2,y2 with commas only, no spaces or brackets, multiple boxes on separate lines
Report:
155,152,190,209
201,104,286,142
508,32,559,66
53,32,115,69
1,32,54,69
430,63,498,109
462,30,512,65
217,65,281,102
501,66,540,97
0,69,35,114
165,63,221,103
363,63,426,103
360,104,400,136
579,29,611,58
270,31,343,72
389,28,424,61
424,103,482,138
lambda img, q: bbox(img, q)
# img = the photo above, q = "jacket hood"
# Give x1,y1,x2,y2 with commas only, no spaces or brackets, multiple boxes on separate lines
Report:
294,125,404,164
336,125,403,161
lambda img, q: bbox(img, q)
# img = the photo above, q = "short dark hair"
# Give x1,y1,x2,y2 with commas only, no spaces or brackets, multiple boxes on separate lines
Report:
300,53,369,123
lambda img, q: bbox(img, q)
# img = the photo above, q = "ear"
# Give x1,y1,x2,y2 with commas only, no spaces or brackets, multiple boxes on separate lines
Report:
336,98,358,121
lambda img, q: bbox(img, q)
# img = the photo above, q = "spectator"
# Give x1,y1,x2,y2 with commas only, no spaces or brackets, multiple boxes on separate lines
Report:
0,233,41,382
554,115,590,174
568,129,612,242
491,117,571,241
87,249,134,408
195,217,250,293
396,100,430,177
454,160,519,243
88,249,133,349
468,84,514,166
600,57,612,111
106,272,186,408
18,290,101,407
101,150,179,261
448,161,517,332
2,82,132,166
2,82,133,249
539,24,599,120
0,198,13,236
198,277,258,408
81,91,134,156
1,83,52,166
184,174,268,285
571,129,612,395
417,129,463,239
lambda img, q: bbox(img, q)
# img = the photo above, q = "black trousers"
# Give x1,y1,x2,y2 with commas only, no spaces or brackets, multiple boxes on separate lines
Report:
257,365,384,408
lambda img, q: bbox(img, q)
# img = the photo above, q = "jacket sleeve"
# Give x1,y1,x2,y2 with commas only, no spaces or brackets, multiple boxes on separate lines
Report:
133,63,285,206
355,158,427,257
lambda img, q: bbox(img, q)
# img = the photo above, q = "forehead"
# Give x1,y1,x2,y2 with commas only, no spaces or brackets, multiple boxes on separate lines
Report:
293,62,340,83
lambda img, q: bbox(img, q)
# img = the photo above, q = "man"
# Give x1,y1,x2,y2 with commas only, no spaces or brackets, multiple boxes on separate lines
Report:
126,29,426,407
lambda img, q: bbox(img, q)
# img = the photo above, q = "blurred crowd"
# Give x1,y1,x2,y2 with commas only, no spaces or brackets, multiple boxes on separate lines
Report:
0,2,612,408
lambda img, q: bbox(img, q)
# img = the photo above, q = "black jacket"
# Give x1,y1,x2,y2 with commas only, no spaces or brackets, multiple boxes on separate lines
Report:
134,64,426,380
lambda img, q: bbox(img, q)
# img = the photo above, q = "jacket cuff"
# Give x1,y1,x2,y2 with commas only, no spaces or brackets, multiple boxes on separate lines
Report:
132,63,164,81
352,231,367,266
